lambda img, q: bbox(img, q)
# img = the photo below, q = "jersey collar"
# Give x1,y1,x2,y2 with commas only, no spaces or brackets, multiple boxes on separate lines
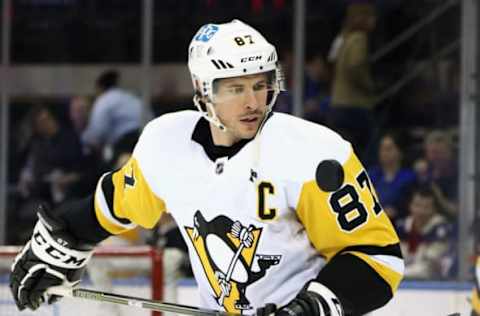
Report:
191,117,253,162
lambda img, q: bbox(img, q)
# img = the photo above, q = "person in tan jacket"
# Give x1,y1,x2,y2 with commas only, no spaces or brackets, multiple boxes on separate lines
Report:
328,2,377,159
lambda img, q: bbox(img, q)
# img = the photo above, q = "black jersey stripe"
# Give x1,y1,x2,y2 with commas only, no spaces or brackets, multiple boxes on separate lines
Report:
57,195,111,244
315,253,393,316
340,243,403,259
101,172,132,225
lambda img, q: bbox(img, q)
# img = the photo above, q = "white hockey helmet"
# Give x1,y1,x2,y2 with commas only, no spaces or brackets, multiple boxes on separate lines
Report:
188,19,284,130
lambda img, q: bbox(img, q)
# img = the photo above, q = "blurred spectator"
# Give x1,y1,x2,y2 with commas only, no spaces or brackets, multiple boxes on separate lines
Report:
17,106,85,206
414,130,458,219
274,50,332,120
303,53,332,124
82,69,143,166
65,96,101,198
397,186,452,279
328,1,377,159
14,106,86,242
69,95,91,135
368,132,416,224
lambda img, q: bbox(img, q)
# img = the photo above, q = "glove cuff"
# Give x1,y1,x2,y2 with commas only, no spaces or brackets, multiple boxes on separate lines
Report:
306,282,344,316
31,219,93,269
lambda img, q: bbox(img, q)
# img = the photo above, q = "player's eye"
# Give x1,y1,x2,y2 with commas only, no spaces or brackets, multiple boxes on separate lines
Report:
226,86,244,95
253,82,268,91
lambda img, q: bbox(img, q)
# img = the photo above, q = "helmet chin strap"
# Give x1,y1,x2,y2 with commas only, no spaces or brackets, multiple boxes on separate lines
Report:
193,86,279,143
193,90,279,185
193,94,227,131
250,93,276,176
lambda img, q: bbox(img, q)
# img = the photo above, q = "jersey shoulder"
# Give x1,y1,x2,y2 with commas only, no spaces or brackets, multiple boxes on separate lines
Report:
143,110,201,134
265,112,351,158
266,112,351,159
137,110,200,151
261,112,352,183
132,110,200,176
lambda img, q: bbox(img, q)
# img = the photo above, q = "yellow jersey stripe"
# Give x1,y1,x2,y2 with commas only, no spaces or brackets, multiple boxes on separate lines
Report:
111,157,167,229
473,257,480,313
472,287,480,313
296,150,400,261
93,157,167,232
94,173,137,233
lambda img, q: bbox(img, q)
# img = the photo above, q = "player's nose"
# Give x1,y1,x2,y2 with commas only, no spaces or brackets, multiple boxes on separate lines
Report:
244,89,259,110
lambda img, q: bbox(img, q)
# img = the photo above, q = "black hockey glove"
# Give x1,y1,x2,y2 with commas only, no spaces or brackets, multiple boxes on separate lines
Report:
257,282,344,316
10,205,94,311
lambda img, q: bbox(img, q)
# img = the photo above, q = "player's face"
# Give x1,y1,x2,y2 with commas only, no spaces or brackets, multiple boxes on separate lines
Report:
211,73,271,145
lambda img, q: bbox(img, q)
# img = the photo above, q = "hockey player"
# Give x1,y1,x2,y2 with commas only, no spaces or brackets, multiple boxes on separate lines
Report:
10,20,404,316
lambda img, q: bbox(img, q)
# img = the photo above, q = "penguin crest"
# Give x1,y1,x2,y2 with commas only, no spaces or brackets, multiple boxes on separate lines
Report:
185,210,282,313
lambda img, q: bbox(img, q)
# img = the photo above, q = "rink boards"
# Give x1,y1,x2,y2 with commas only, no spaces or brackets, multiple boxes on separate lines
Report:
0,279,474,316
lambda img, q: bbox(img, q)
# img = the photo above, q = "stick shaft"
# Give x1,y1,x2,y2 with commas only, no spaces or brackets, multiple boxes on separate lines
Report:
47,286,235,316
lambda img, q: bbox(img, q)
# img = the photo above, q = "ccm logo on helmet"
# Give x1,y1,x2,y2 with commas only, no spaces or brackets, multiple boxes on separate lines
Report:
33,232,87,267
241,55,262,63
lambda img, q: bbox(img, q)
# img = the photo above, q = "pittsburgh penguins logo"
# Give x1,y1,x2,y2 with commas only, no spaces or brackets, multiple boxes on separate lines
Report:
185,211,281,313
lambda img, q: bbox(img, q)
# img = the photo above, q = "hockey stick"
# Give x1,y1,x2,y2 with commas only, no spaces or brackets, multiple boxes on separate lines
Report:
46,286,237,316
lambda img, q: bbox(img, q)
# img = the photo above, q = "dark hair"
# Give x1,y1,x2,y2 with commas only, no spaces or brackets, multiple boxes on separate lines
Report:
411,185,439,210
96,70,119,90
381,131,406,153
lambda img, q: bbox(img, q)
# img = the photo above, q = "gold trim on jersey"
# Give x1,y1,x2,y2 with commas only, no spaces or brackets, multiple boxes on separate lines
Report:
94,173,137,234
94,157,167,233
473,257,480,313
472,287,480,313
296,150,402,290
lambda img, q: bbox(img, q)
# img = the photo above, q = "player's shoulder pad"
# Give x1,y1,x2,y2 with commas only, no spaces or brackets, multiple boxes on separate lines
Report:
129,110,202,194
143,110,200,134
136,110,200,147
261,113,352,181
133,110,200,161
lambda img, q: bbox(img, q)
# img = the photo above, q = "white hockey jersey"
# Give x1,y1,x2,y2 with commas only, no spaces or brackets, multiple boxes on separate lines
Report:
93,110,403,313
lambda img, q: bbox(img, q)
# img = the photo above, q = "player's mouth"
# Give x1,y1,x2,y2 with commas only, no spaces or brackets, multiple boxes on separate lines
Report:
239,116,260,127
